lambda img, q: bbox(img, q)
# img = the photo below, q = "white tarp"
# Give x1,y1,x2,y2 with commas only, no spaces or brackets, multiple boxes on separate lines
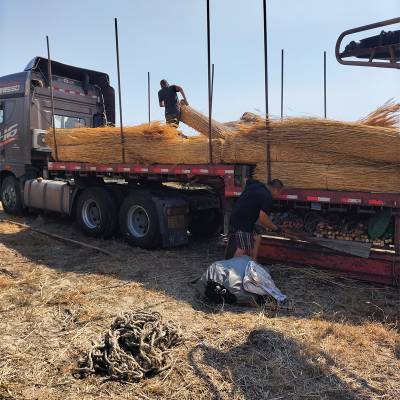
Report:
200,256,286,304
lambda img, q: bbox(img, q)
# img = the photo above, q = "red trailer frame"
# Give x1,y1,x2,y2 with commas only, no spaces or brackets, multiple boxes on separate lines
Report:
48,162,400,287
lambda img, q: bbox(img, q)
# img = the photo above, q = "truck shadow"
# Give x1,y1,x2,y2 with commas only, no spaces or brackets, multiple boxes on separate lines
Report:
0,212,399,328
188,328,381,400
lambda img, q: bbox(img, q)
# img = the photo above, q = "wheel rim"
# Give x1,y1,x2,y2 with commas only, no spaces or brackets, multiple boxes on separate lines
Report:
82,199,102,229
2,184,17,209
127,205,150,238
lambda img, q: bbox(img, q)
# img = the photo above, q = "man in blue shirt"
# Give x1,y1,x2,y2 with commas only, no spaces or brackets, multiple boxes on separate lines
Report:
226,178,284,258
158,79,188,126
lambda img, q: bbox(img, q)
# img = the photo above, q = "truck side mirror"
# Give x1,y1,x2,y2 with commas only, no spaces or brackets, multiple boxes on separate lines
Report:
0,103,4,124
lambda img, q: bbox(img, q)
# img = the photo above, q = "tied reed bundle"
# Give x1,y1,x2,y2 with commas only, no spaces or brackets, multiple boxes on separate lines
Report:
254,161,400,193
46,122,222,164
180,103,231,139
237,118,400,164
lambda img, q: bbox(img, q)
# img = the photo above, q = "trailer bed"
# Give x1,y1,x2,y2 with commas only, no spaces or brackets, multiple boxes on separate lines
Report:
48,161,400,286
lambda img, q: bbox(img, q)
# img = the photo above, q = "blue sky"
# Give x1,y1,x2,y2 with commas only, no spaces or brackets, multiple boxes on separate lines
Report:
0,0,399,127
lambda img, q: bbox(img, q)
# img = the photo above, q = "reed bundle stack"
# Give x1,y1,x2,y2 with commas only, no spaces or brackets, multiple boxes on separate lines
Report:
46,101,400,193
235,118,400,164
228,102,400,193
46,123,222,164
253,162,400,193
180,103,231,139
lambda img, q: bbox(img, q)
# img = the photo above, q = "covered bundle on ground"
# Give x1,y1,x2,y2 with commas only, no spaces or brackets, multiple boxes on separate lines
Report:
180,103,231,139
46,122,222,164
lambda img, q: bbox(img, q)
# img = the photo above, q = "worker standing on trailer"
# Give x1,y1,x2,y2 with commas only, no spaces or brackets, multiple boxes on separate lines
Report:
158,79,188,126
225,177,284,259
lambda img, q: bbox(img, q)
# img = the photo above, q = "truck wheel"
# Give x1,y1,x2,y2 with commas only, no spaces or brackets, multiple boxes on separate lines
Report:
119,193,161,249
76,187,118,238
189,209,223,238
1,176,23,215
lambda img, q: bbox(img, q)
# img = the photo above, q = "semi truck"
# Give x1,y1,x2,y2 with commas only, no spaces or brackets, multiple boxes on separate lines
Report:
0,56,240,248
1,16,399,286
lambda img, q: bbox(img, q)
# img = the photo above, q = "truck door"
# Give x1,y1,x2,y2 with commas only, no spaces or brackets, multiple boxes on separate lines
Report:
0,97,30,174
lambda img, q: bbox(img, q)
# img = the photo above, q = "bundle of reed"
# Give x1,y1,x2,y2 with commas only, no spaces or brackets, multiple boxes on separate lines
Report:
254,161,400,193
180,104,231,139
46,122,222,164
237,118,400,164
254,162,329,189
269,144,375,166
221,135,358,165
358,100,400,129
124,135,222,164
221,133,267,164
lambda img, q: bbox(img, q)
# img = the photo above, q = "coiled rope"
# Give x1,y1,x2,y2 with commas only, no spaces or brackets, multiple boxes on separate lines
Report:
77,310,183,382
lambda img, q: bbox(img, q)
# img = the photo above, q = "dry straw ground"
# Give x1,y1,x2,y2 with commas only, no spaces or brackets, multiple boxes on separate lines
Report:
0,206,399,399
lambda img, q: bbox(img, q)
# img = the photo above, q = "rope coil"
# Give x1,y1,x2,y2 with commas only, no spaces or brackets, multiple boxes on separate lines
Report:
77,310,183,382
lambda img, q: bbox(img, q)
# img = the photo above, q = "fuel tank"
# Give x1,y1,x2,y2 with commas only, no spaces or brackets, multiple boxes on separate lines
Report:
24,178,71,214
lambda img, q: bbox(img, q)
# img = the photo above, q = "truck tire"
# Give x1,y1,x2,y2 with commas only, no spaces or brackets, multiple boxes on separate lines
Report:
189,209,223,238
119,193,161,248
1,176,23,215
76,187,118,238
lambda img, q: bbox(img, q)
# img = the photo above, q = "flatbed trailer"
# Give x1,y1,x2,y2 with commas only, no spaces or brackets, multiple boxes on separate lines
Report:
47,161,400,287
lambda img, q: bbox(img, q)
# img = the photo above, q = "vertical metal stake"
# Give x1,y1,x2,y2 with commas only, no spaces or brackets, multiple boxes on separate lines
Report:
263,0,271,182
210,63,215,117
281,49,284,120
46,36,58,161
114,18,126,163
324,50,327,119
147,71,151,125
207,0,213,164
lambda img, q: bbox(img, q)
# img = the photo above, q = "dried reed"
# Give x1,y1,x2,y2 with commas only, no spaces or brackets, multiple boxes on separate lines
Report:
254,161,400,192
46,123,222,164
358,100,400,129
237,118,400,164
180,104,231,139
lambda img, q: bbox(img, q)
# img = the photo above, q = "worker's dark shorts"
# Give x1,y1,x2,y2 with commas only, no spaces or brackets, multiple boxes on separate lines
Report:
225,228,255,259
165,113,180,126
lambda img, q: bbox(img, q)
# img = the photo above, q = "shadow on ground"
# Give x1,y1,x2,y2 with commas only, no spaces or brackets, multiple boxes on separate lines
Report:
188,328,381,400
0,210,399,328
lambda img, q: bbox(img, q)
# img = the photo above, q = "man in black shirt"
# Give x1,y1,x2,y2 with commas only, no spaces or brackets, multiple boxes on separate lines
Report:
158,79,188,126
226,178,284,258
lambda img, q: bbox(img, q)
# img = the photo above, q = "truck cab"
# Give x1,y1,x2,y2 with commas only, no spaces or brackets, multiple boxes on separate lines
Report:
0,57,115,204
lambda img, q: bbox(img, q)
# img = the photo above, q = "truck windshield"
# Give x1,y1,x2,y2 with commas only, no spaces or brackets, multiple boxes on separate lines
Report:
54,115,85,129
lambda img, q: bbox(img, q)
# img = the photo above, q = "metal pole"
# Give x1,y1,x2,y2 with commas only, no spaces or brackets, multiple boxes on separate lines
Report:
147,71,151,125
280,49,284,120
114,18,125,163
46,36,58,161
210,63,215,117
324,50,327,118
263,0,271,181
207,0,213,164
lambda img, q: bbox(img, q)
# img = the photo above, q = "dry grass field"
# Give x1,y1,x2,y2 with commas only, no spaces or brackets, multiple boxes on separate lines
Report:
0,206,399,400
